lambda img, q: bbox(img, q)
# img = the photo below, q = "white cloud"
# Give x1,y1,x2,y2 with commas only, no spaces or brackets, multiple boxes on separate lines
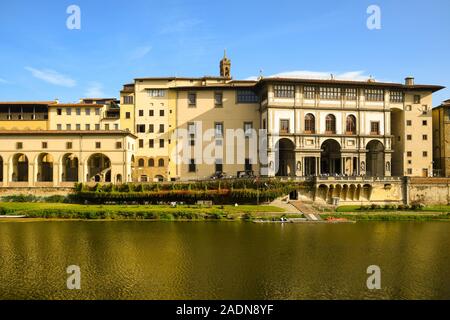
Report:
25,67,76,87
267,70,372,81
0,78,8,84
85,82,106,98
159,19,202,34
130,45,152,60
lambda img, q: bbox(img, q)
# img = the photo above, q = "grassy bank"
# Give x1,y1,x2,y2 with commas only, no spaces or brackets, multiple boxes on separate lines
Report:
0,202,286,221
337,205,450,213
322,212,450,221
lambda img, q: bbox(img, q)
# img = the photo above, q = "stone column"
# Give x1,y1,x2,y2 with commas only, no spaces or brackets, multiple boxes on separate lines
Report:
30,162,36,187
384,152,392,177
295,152,303,177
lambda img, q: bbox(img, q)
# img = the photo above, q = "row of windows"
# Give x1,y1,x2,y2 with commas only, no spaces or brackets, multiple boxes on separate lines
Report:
138,139,166,148
136,124,165,133
56,108,101,116
406,120,428,126
15,141,123,150
137,109,165,117
280,114,380,135
56,124,119,131
274,85,412,103
137,158,165,167
187,90,259,107
406,134,428,141
188,159,253,173
406,151,429,158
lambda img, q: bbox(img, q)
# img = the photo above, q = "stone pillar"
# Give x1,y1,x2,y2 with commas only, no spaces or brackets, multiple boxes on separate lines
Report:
359,153,367,176
30,162,36,187
384,152,392,177
316,157,321,175
295,152,303,177
3,161,8,185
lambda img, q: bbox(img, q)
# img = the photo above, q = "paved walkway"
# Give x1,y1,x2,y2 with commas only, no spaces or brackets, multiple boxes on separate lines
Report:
290,201,323,221
269,199,301,213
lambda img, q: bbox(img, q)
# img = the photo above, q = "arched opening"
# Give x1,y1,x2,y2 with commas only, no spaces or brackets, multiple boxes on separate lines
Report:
62,153,79,182
138,158,145,167
317,184,328,201
158,159,165,167
155,175,164,182
116,174,122,184
321,140,341,175
12,153,29,182
0,156,3,182
148,159,155,167
37,153,54,182
346,115,356,134
87,153,111,182
325,114,336,134
275,138,295,177
366,140,385,177
304,114,315,133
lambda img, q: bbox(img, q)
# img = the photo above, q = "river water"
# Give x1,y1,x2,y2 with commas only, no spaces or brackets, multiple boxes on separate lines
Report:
0,221,449,299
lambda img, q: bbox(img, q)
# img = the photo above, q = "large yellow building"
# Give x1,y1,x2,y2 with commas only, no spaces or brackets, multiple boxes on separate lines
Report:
432,99,450,176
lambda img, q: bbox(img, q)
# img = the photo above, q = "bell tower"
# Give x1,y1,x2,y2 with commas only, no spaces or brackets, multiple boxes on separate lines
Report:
220,50,231,78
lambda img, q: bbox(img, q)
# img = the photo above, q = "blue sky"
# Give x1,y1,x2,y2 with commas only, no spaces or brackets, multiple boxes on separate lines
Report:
0,0,449,104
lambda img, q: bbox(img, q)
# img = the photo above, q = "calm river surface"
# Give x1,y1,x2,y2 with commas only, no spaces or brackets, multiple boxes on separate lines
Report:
0,221,449,300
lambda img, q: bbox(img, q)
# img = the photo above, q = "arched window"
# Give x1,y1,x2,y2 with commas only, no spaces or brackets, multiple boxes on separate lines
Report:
304,114,315,133
138,159,145,167
158,159,165,167
325,114,336,134
346,115,356,134
148,159,155,167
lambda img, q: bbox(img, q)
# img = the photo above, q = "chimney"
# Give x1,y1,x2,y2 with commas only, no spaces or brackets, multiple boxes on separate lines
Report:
405,76,415,86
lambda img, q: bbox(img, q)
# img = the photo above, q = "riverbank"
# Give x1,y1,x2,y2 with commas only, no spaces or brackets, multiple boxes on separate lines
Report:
0,202,290,221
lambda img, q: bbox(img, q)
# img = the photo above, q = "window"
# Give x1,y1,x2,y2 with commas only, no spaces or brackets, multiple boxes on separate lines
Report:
215,159,223,173
76,124,81,130
320,87,341,100
125,112,131,119
160,110,165,117
85,124,91,130
95,108,100,116
123,96,134,104
76,108,81,115
344,88,357,100
263,119,266,130
137,124,146,133
245,158,252,172
57,124,62,130
422,134,428,141
407,169,413,175
42,142,48,149
66,108,72,115
66,124,71,130
188,93,197,107
365,89,384,102
139,139,144,148
140,175,148,182
138,110,144,117
414,95,421,104
422,120,428,126
95,124,100,130
105,124,110,130
244,122,253,137
236,90,258,103
304,86,316,99
346,115,356,134
66,142,72,149
214,92,223,107
149,139,154,148
85,108,91,116
326,115,336,134
189,159,196,172
57,108,62,115
274,85,295,98
407,151,412,157
423,151,428,157
304,114,315,133
215,122,224,138
406,120,412,126
160,139,164,148
390,91,404,103
407,135,412,140
116,142,122,149
370,121,380,135
148,159,155,167
159,124,164,133
147,89,165,97
149,124,154,133
149,110,154,117
95,142,101,149
158,159,164,167
422,105,428,115
114,124,119,130
16,142,23,149
406,105,412,111
280,119,290,134
138,159,145,167
188,122,196,146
